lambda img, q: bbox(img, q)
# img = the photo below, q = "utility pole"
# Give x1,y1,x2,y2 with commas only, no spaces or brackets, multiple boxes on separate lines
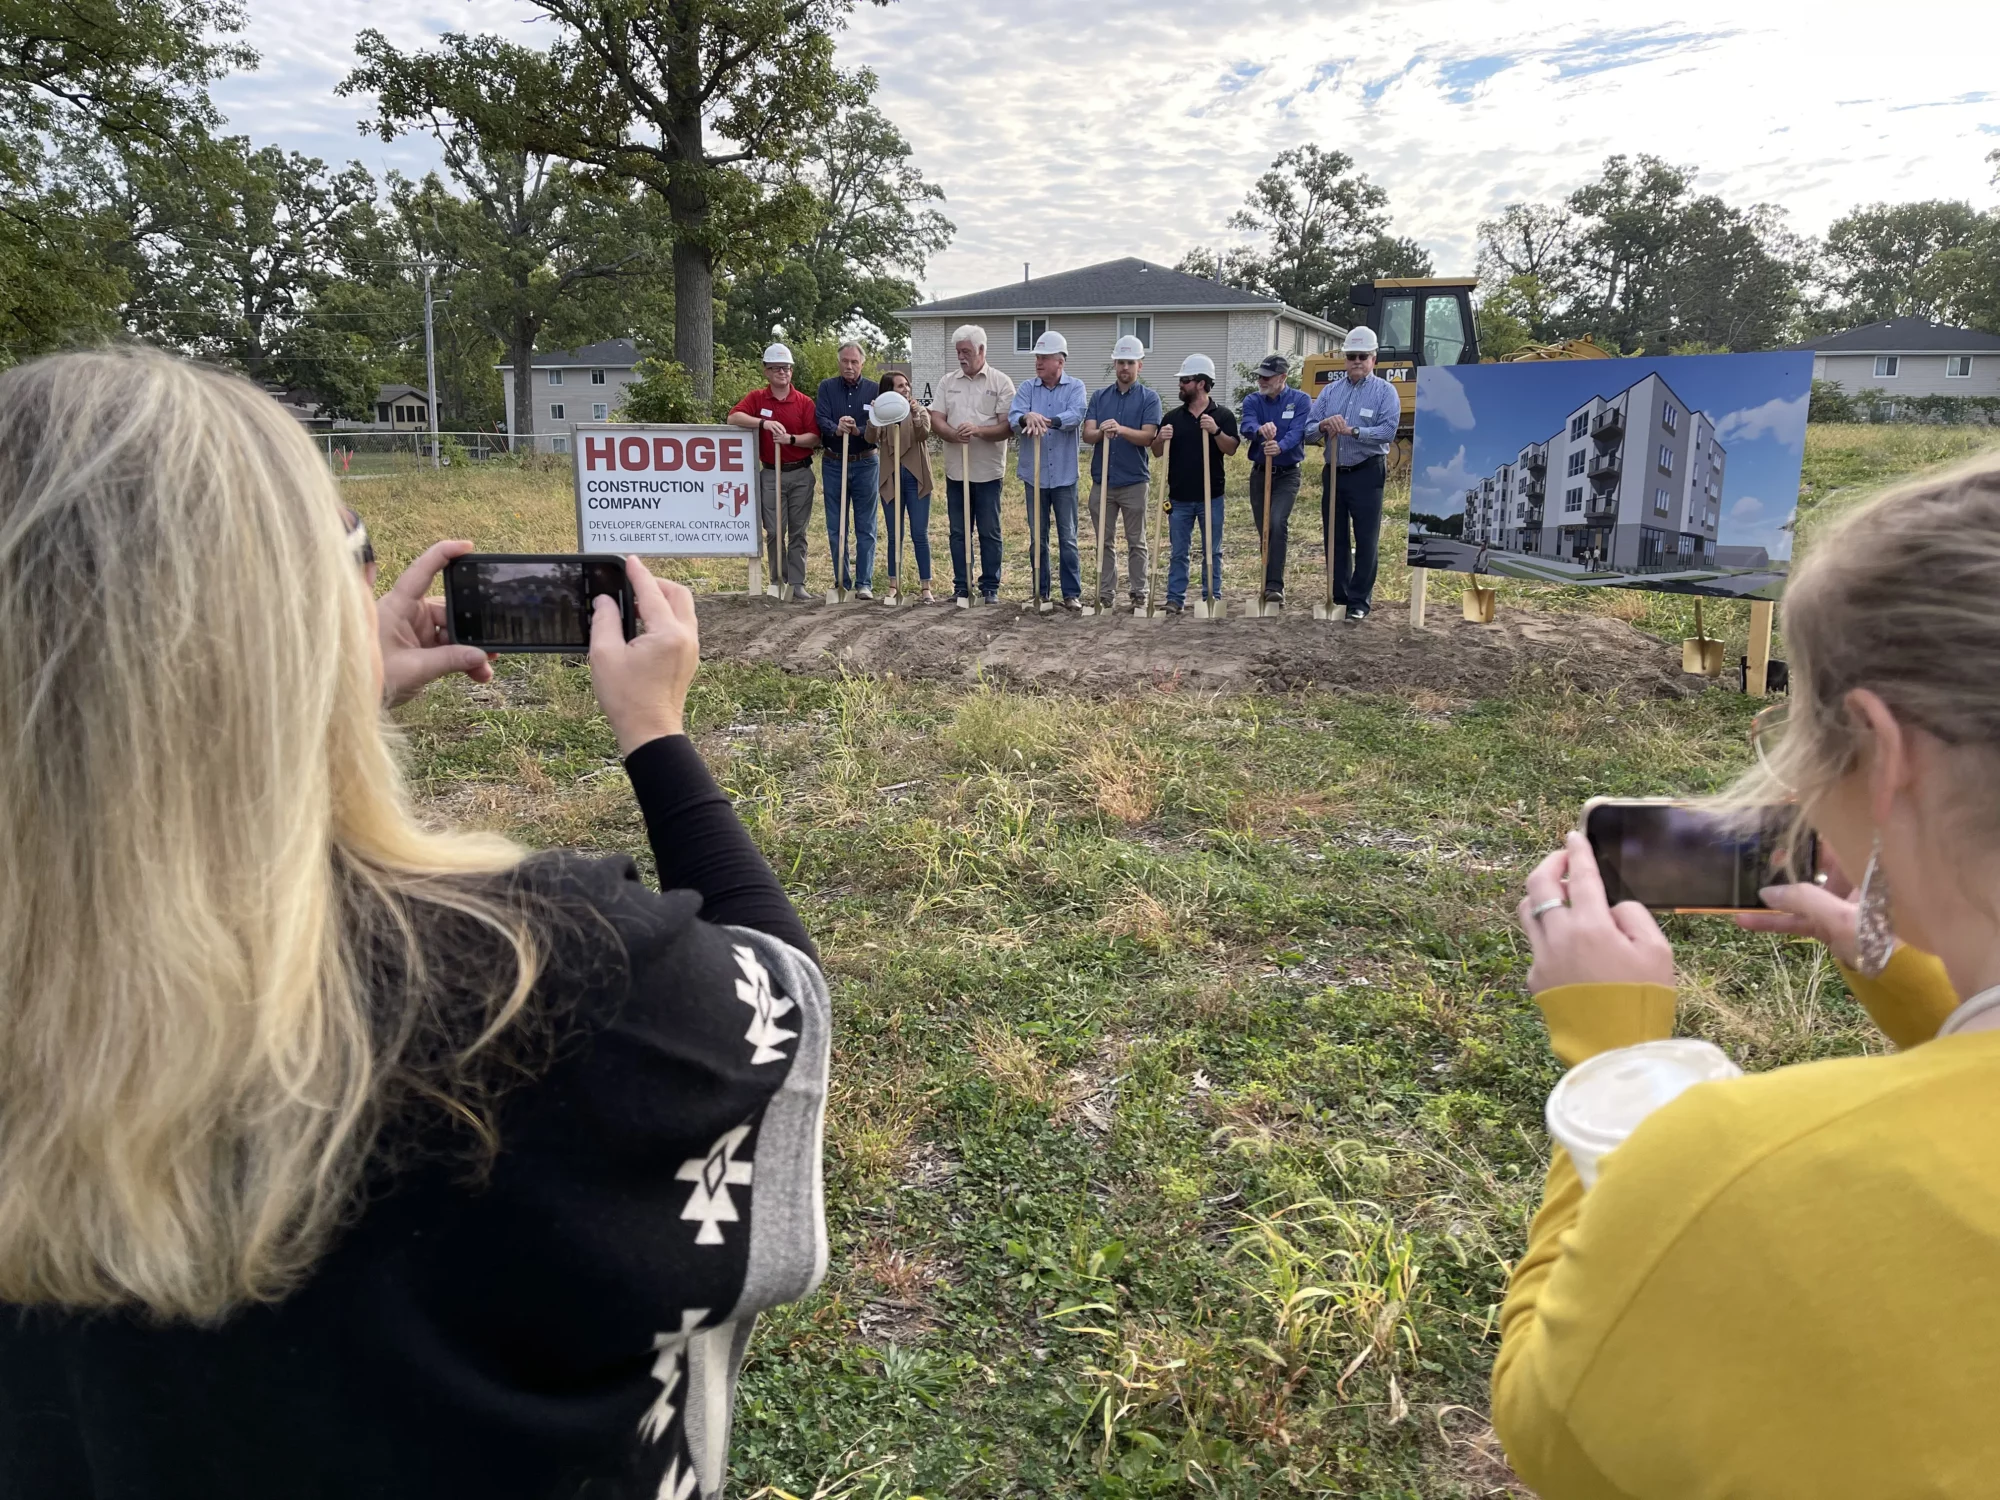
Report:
422,264,442,469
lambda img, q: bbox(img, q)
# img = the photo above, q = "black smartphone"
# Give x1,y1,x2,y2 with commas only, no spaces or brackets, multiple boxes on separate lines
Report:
1581,798,1812,913
442,554,636,653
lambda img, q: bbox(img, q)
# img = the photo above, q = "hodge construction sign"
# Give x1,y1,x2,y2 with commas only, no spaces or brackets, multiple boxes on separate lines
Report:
572,424,759,556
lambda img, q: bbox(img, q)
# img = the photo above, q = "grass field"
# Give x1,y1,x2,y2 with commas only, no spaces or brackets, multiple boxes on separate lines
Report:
368,423,1995,1498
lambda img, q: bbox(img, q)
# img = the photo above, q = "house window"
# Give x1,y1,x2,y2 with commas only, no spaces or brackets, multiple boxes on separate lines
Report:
1657,443,1674,472
1117,315,1152,349
1654,486,1671,513
551,435,569,454
1566,451,1586,477
1565,486,1584,512
1947,355,1973,378
548,369,564,385
1015,318,1047,352
1874,356,1899,378
1292,323,1305,355
550,403,565,420
592,403,608,421
1570,413,1589,440
1662,403,1679,431
591,369,606,385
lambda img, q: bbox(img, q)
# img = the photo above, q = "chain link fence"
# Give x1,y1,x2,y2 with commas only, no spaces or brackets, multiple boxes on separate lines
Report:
321,431,516,476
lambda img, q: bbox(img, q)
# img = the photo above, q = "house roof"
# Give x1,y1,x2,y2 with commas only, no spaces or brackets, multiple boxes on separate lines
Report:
376,384,427,403
895,258,1343,332
1798,317,2000,354
495,337,642,370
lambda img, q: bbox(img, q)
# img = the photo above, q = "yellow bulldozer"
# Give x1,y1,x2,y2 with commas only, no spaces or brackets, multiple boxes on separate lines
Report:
1298,277,1614,471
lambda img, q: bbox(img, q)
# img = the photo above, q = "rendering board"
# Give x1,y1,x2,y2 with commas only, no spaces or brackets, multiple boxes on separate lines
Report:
1407,351,1812,598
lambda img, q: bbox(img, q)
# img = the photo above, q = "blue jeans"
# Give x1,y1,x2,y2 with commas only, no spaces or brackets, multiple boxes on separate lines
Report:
893,469,933,582
822,454,879,590
1024,482,1080,601
1166,496,1225,605
946,476,1003,599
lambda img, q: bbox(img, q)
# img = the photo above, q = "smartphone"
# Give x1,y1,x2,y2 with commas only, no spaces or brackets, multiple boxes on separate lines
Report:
443,554,636,653
1580,797,1813,913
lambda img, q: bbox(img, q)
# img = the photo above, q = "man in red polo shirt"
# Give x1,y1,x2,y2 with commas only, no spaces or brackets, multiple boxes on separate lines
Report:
726,344,820,599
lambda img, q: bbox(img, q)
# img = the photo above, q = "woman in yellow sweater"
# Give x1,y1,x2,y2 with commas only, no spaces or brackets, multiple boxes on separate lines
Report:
1493,453,2000,1497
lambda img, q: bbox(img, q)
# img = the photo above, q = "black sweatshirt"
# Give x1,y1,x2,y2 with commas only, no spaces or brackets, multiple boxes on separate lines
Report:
0,736,829,1500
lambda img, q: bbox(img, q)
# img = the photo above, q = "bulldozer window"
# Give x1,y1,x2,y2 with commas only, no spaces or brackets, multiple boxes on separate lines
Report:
1378,294,1415,356
1422,295,1469,366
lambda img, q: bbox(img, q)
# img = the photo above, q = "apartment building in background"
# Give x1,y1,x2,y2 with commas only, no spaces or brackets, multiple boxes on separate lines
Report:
496,338,643,454
1463,372,1723,574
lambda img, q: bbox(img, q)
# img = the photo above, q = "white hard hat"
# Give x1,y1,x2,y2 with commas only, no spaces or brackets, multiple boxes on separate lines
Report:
1031,330,1068,356
1112,334,1146,361
761,342,794,365
1342,326,1379,354
1175,353,1216,380
870,390,911,425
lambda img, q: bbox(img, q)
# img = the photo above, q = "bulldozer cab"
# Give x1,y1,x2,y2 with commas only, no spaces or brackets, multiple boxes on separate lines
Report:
1300,278,1480,445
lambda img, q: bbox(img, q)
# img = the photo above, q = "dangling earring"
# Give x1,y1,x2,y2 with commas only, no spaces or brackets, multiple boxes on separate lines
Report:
1855,836,1897,978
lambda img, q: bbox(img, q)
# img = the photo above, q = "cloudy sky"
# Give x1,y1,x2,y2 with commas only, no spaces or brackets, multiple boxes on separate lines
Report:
217,0,1998,301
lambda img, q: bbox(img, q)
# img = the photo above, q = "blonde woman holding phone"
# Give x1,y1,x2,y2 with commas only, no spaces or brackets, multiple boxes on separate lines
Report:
1496,455,2000,1496
0,349,829,1500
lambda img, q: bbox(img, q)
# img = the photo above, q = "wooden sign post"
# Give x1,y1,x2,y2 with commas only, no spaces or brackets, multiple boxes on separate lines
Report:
1746,600,1777,696
1406,566,1427,629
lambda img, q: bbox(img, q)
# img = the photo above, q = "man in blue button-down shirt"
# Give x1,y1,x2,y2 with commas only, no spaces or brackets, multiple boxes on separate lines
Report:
1082,335,1163,609
815,342,880,595
1239,354,1312,605
1008,331,1088,608
1306,327,1400,618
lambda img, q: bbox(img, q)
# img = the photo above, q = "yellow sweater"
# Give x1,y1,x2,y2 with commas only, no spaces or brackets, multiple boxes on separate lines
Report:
1493,946,2000,1497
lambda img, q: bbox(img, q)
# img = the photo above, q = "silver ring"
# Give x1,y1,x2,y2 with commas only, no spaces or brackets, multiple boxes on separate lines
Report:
1528,898,1566,920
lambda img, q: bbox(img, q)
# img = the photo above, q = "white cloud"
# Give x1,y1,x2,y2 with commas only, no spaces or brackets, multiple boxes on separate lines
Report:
1411,443,1478,515
1421,367,1477,431
1716,392,1810,446
1729,494,1765,521
217,0,2000,306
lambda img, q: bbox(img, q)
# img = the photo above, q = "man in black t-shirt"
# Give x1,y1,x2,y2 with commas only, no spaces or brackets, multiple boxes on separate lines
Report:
1152,354,1240,612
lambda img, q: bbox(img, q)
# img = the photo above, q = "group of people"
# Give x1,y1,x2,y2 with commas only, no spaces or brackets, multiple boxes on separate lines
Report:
7,344,2000,1500
727,323,1401,618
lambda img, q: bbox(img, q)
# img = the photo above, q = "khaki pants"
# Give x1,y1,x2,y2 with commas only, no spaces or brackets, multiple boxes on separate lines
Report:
1089,481,1151,603
760,465,814,593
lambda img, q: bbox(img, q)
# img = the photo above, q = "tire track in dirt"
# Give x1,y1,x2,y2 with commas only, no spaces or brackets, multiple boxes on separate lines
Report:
690,594,1700,700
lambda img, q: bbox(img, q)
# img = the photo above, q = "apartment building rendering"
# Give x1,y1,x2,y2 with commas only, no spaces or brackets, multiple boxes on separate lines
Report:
1461,373,1724,575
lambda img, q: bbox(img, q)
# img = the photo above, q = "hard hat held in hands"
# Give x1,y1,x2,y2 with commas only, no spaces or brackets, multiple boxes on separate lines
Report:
870,390,911,426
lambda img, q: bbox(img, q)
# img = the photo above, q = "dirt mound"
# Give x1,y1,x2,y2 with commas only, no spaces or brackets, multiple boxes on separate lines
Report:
690,592,1700,700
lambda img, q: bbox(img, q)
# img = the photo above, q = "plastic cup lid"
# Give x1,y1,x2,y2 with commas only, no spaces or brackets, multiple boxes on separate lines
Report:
1546,1038,1742,1166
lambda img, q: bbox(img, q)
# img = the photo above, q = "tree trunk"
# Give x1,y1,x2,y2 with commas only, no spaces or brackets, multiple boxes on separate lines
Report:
510,331,535,453
674,236,714,409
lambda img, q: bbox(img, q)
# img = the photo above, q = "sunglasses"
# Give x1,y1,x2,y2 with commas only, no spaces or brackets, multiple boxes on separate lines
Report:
1345,353,1372,361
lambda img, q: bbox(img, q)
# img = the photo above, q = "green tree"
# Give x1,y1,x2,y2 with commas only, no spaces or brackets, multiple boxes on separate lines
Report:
122,138,392,413
348,0,867,406
386,136,662,446
1476,203,1578,339
1821,200,1988,325
720,93,951,349
0,0,252,358
1179,146,1429,321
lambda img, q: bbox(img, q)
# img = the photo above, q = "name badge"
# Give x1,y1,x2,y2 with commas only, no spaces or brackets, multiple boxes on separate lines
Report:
760,408,773,417
1360,408,1375,418
1283,407,1295,419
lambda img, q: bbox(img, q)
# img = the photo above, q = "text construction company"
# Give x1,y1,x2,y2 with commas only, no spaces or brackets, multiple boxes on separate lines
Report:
573,424,758,556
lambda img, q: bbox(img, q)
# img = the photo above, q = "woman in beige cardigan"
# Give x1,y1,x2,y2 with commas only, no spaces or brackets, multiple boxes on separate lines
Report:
865,369,935,602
